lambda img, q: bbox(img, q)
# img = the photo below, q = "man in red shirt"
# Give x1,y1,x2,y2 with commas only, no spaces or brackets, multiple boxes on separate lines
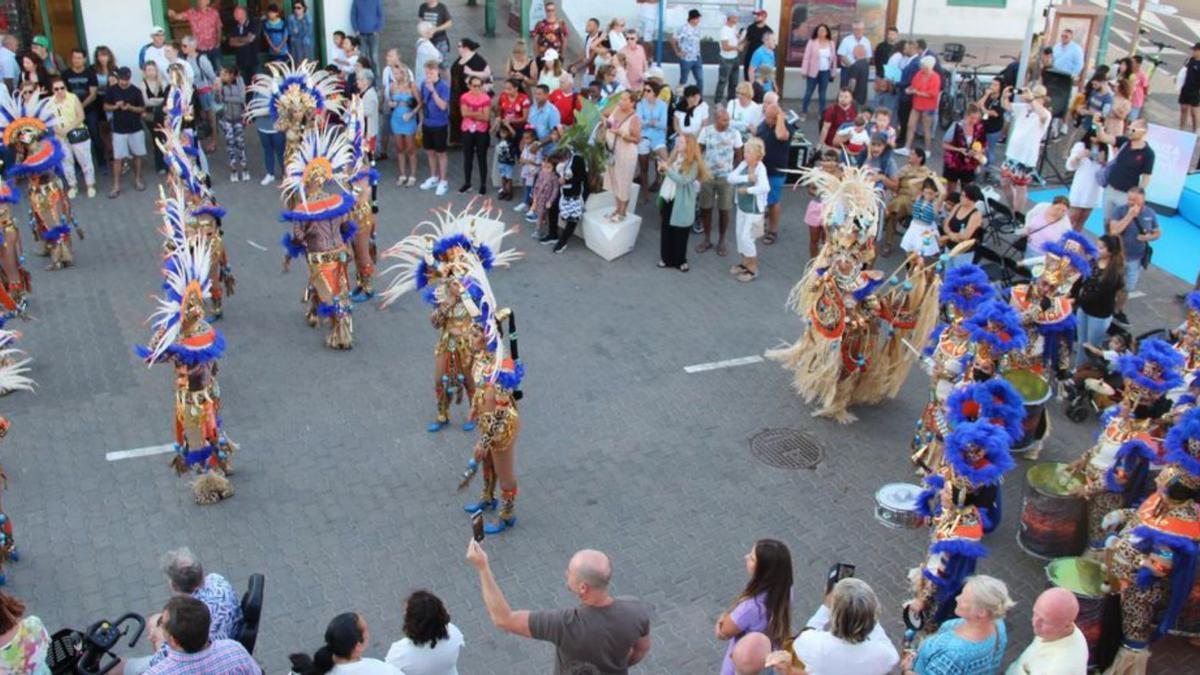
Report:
819,87,856,149
169,0,222,69
548,75,582,126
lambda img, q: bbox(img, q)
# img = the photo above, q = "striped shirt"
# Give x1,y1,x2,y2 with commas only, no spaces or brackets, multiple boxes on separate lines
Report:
144,638,260,674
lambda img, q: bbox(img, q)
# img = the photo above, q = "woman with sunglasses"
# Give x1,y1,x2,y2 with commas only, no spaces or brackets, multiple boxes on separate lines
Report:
49,76,95,199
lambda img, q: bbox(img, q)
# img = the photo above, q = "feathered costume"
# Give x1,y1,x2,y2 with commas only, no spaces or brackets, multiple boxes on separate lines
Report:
0,181,29,316
0,87,78,270
909,400,1018,631
765,165,942,423
0,352,34,586
378,203,521,431
158,92,235,320
280,123,357,349
135,186,236,504
1097,407,1200,675
246,59,344,196
1175,291,1200,374
1068,338,1184,557
343,96,379,302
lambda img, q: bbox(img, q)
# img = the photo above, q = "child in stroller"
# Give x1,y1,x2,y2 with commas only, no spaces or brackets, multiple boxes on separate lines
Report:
1063,326,1133,422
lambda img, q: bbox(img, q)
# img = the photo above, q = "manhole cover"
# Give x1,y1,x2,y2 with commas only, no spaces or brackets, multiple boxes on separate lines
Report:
750,429,825,470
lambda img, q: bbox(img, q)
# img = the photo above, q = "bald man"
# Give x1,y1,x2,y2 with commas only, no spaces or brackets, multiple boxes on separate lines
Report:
467,540,652,674
1005,587,1088,674
732,632,770,674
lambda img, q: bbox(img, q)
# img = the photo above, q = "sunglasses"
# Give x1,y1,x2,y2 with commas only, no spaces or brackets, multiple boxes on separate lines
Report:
52,86,64,90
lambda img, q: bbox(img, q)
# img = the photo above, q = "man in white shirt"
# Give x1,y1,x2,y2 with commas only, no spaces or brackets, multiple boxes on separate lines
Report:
716,11,741,105
837,22,873,105
142,27,170,75
1006,588,1088,675
0,34,18,90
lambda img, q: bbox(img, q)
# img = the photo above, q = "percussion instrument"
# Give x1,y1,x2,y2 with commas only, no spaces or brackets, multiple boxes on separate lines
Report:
1002,368,1051,451
1046,557,1106,667
874,483,924,529
1169,565,1200,637
1018,462,1086,559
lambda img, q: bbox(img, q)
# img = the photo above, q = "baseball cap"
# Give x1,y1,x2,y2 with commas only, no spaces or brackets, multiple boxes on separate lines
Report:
645,66,665,81
31,35,49,49
870,132,890,145
1193,41,1200,51
116,66,132,80
754,9,768,17
688,9,701,20
151,26,165,36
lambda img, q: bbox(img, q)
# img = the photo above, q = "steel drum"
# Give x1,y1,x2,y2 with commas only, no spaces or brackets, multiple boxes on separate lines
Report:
1002,368,1051,451
1018,462,1087,559
1046,557,1105,667
874,483,924,529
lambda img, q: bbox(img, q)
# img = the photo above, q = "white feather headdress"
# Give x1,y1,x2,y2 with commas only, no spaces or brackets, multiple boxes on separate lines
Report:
0,87,56,144
246,59,344,122
280,122,355,207
141,185,214,365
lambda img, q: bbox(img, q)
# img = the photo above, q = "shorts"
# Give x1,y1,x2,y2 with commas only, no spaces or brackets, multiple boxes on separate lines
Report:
942,165,977,185
805,198,824,227
112,131,146,159
638,137,666,155
699,176,733,211
498,162,514,179
766,174,786,206
422,124,448,152
1000,158,1035,187
1181,90,1200,106
1125,259,1142,293
198,90,215,112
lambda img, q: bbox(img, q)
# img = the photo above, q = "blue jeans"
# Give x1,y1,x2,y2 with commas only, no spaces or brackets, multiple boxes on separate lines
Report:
679,59,703,91
1075,310,1112,366
257,129,285,176
1125,259,1143,293
716,57,739,104
985,130,1002,173
802,70,831,116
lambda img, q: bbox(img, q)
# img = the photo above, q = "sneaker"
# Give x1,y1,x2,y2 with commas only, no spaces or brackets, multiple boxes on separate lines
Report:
458,184,472,194
690,223,703,234
524,211,539,223
435,180,449,196
538,234,557,245
406,176,417,187
478,185,487,195
230,173,240,183
894,147,910,156
67,187,77,199
514,203,527,213
1113,311,1130,325
420,176,439,190
241,171,251,182
260,174,275,186
553,241,568,254
86,186,96,198
529,227,542,239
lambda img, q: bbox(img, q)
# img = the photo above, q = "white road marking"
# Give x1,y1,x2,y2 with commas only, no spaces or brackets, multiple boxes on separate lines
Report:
106,444,174,462
246,240,269,251
1179,16,1200,42
684,355,765,373
1129,290,1147,299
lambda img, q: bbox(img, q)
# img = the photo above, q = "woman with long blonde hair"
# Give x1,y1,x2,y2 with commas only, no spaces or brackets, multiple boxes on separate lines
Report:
657,134,709,271
388,61,421,186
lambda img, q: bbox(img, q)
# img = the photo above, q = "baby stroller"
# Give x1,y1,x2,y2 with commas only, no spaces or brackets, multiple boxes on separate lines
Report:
1062,325,1167,422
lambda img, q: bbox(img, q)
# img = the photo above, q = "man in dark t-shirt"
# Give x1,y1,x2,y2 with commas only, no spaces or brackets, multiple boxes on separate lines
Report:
757,97,796,243
418,0,453,61
103,67,146,197
467,541,652,675
228,6,260,85
1179,42,1200,132
742,10,770,79
1095,118,1155,223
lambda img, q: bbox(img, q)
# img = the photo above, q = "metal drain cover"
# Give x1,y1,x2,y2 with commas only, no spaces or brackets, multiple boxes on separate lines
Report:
750,429,825,470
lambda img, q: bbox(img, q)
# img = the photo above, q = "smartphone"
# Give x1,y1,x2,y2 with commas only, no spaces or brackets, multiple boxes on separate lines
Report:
471,511,485,542
825,562,855,595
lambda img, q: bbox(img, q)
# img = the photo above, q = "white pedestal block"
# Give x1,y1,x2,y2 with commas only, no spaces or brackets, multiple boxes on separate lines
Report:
581,187,643,261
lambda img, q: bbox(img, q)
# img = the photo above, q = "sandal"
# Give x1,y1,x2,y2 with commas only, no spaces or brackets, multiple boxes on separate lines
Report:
880,243,895,257
763,232,777,245
679,263,689,273
729,263,747,275
107,189,121,199
737,269,758,282
717,242,729,257
695,241,713,254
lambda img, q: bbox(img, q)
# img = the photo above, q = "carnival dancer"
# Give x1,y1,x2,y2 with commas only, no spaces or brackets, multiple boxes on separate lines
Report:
280,124,358,349
0,353,34,586
905,416,1016,632
1095,407,1200,674
1006,230,1097,458
136,186,236,504
344,96,379,303
1175,291,1200,374
247,59,344,200
0,87,80,270
1068,338,1183,558
378,203,522,432
159,111,235,320
0,181,29,315
455,261,525,534
766,164,943,423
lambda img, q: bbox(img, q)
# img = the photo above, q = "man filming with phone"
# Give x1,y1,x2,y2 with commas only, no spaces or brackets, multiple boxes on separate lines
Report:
465,540,651,674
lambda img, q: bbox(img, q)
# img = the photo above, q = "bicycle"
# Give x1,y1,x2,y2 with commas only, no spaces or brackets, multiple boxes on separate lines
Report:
938,49,979,129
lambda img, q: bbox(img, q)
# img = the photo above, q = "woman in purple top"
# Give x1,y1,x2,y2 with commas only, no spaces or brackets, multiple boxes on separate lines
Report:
714,539,793,674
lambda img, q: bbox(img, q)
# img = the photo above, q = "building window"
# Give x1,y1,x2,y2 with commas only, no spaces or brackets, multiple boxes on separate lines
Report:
947,0,1007,6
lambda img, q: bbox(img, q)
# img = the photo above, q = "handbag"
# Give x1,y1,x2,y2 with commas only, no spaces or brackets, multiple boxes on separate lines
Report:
1135,217,1154,268
66,127,90,144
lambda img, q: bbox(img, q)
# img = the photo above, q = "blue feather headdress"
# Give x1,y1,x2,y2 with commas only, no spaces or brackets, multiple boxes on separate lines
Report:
1118,338,1185,395
246,59,344,124
946,379,1026,445
943,420,1015,487
1042,231,1098,281
0,87,56,148
939,264,996,316
964,300,1028,355
1187,291,1200,314
1165,407,1200,478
